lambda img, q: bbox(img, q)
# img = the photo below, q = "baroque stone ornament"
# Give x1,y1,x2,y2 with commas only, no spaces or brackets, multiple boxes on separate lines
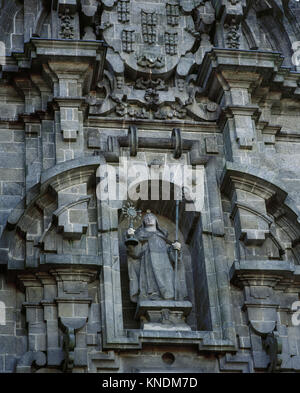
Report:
224,18,241,49
59,9,75,39
101,0,197,76
88,1,220,121
118,0,131,23
2,0,300,374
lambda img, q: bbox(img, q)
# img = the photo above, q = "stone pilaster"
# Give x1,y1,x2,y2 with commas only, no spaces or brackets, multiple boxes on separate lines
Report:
30,38,106,164
198,49,283,164
36,272,63,367
51,267,98,371
18,274,46,352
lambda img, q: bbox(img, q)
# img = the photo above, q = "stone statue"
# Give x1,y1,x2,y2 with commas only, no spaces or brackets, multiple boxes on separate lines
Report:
125,212,188,304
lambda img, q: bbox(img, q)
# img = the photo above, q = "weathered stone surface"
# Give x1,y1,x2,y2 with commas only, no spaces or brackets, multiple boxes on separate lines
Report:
0,0,300,374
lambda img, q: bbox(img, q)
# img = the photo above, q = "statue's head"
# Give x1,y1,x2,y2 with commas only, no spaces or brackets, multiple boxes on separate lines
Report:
143,212,157,228
139,211,168,238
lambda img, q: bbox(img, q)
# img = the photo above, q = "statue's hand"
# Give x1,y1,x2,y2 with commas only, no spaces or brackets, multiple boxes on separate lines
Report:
127,245,135,254
127,227,135,236
172,241,181,251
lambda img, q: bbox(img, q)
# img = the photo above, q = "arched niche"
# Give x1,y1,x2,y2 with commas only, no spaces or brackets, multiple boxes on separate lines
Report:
119,214,197,329
221,164,300,282
117,179,211,332
0,156,105,270
241,0,296,67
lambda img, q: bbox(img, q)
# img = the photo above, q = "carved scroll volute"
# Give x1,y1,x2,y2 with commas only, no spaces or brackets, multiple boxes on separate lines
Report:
172,128,182,159
128,125,138,157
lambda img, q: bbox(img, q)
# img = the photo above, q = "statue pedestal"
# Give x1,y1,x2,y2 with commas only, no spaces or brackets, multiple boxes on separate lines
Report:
135,301,192,331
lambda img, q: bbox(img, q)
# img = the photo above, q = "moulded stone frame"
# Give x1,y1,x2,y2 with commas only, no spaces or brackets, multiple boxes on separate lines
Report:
0,149,240,352
95,149,238,351
5,122,300,353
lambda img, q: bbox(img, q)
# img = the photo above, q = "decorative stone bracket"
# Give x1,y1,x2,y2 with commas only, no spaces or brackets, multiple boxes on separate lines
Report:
55,0,79,14
230,194,272,247
262,332,283,373
54,191,91,240
60,316,88,372
17,267,99,372
53,98,85,142
230,260,298,334
16,351,47,373
135,301,192,331
211,0,246,50
230,259,300,371
211,0,246,23
229,258,300,372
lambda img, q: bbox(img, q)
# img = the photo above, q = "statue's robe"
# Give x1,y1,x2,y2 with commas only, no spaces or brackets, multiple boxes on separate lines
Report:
127,227,188,303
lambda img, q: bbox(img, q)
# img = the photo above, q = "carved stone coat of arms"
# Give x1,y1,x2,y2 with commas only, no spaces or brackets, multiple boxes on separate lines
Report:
101,0,197,76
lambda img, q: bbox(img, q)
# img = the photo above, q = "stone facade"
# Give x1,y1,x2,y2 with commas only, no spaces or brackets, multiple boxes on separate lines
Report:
0,0,300,373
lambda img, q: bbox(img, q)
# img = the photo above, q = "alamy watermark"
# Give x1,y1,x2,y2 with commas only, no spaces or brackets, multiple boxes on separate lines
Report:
291,301,300,326
292,41,300,67
0,301,5,326
96,157,205,212
0,41,5,67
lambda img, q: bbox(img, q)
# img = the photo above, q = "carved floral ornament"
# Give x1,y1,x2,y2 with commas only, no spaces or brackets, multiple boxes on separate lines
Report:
59,8,75,39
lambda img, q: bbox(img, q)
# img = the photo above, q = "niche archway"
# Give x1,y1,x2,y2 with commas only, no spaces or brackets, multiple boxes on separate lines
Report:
118,179,211,332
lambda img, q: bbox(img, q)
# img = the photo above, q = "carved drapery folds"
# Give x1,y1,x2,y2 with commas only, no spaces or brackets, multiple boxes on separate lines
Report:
124,211,192,331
